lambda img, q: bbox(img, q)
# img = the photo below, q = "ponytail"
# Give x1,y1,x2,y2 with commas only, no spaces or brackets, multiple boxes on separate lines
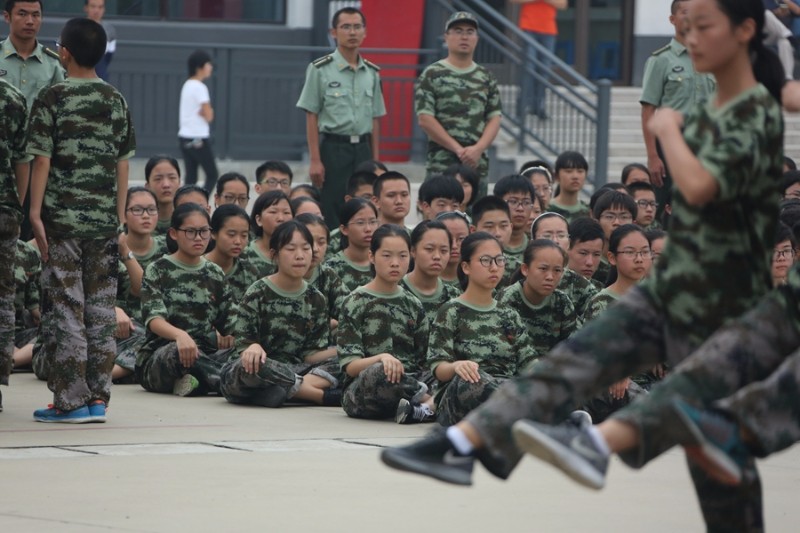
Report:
751,42,784,104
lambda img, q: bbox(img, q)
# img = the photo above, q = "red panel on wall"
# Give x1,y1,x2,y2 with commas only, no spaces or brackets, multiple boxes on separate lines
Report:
360,0,425,162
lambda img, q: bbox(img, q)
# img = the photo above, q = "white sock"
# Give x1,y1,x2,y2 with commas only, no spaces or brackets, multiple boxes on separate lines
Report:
586,425,611,457
447,426,475,455
421,403,434,416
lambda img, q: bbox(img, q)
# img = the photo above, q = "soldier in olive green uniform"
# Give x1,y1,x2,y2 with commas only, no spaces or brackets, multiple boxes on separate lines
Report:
416,12,502,199
0,78,29,408
640,0,714,215
296,7,386,229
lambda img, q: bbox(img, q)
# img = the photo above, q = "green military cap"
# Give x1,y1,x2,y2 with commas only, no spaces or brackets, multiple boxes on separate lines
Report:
445,11,479,31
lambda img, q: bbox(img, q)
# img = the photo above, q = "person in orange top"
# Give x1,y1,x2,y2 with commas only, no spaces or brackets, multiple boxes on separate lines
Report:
512,0,567,119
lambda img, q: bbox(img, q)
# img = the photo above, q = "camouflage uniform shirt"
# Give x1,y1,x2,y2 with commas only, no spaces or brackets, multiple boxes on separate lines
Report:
416,60,502,180
116,235,168,323
307,263,346,320
14,239,40,333
241,240,276,278
642,84,783,347
400,274,461,326
231,278,328,364
323,250,372,293
222,257,261,302
427,298,538,379
338,286,429,374
138,255,236,365
547,201,591,225
0,79,29,217
581,287,619,324
27,78,136,238
558,268,598,318
499,281,577,355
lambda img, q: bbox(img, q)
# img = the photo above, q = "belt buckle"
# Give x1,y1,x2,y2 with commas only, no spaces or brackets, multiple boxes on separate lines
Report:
349,135,360,144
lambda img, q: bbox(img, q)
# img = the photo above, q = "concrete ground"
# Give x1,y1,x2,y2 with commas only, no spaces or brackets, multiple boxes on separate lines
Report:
2,373,799,532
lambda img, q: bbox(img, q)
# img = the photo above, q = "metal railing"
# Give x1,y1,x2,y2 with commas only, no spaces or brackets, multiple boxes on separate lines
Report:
429,0,611,182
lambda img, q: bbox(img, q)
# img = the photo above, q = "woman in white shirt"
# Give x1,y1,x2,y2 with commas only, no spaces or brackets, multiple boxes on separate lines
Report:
178,50,218,192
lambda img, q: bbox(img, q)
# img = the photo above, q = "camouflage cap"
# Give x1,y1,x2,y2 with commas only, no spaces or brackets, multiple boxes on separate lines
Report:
445,11,479,32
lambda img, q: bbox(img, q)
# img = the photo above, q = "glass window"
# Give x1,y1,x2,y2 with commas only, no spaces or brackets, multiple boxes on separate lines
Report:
47,0,285,23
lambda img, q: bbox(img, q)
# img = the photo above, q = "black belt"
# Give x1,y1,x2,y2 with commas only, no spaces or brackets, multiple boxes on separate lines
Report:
321,133,370,144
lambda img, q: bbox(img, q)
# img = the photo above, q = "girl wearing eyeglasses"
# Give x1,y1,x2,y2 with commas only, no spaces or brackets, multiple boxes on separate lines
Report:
219,220,340,408
531,212,598,318
243,190,293,278
338,224,433,423
111,187,169,383
324,198,378,292
136,203,237,397
428,232,537,426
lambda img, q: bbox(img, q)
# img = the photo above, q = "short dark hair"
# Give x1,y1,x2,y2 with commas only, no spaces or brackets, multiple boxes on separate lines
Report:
626,181,656,196
216,172,250,196
554,151,589,173
493,174,536,201
670,0,689,15
332,7,366,28
443,163,480,207
346,171,377,197
592,190,638,220
291,184,320,202
785,156,797,171
782,170,800,195
418,175,464,204
620,163,651,185
173,184,209,207
5,1,43,14
255,160,293,183
471,195,510,226
187,49,212,78
589,185,628,213
355,159,387,174
568,216,605,247
145,155,180,182
251,190,292,236
61,18,107,68
373,171,410,197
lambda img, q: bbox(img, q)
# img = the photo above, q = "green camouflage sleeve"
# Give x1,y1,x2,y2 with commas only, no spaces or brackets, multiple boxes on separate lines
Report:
232,279,265,357
426,302,458,371
485,73,502,119
211,267,237,337
116,96,136,160
140,261,169,328
415,67,436,116
412,299,430,372
337,291,367,369
582,290,616,324
26,88,56,158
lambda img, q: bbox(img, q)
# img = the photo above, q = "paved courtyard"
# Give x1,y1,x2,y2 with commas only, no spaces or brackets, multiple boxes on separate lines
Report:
2,373,798,532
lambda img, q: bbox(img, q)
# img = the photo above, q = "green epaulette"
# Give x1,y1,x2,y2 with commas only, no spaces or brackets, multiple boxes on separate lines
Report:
363,58,380,71
43,47,60,61
651,44,670,57
312,55,334,68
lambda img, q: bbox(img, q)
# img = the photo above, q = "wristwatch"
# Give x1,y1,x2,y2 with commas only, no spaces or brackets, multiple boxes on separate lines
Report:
122,251,135,262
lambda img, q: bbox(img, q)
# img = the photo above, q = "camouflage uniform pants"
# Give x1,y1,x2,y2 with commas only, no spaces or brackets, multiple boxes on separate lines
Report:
342,362,428,419
0,210,19,385
114,320,144,372
44,237,117,411
464,286,765,533
436,371,505,427
136,342,233,394
221,357,341,407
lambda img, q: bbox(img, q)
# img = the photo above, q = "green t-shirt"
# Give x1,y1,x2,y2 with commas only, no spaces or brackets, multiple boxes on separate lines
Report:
400,275,461,326
0,79,29,215
642,84,783,347
27,78,136,238
582,287,620,324
116,235,168,323
558,268,598,318
499,282,577,355
223,257,261,302
138,255,235,365
547,201,590,225
323,250,372,294
337,286,428,373
426,298,538,379
416,60,502,180
241,240,276,278
231,278,328,365
307,263,346,320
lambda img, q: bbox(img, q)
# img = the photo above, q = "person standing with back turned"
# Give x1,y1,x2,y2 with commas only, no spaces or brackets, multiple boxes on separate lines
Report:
296,7,386,229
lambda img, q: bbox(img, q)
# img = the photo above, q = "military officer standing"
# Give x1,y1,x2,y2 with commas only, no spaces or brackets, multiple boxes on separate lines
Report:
296,6,386,229
1,0,64,108
640,0,714,215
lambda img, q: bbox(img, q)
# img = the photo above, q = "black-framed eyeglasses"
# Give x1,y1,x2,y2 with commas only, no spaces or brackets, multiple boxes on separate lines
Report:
176,227,211,240
477,254,507,268
127,206,158,216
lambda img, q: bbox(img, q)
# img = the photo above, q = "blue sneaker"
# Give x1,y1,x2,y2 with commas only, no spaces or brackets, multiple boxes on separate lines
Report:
88,400,107,423
33,404,91,424
670,399,748,486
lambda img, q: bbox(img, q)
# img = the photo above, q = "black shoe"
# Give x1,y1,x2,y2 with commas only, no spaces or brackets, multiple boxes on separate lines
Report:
322,388,342,407
380,428,475,486
395,398,435,424
0,388,3,412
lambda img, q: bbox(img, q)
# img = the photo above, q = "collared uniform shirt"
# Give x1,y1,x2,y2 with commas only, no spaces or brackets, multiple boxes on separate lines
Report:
0,39,64,108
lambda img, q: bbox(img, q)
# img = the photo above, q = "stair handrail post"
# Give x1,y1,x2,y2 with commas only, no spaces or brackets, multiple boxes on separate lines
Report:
594,79,612,186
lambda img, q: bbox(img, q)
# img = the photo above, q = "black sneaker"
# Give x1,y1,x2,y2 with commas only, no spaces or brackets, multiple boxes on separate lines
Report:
395,398,435,424
380,428,475,486
512,419,609,490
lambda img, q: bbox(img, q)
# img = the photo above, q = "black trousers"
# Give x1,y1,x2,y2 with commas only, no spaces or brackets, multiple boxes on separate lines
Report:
179,137,219,192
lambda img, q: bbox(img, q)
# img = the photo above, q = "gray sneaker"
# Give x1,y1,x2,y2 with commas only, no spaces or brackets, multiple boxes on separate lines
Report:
395,398,435,424
512,419,609,490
